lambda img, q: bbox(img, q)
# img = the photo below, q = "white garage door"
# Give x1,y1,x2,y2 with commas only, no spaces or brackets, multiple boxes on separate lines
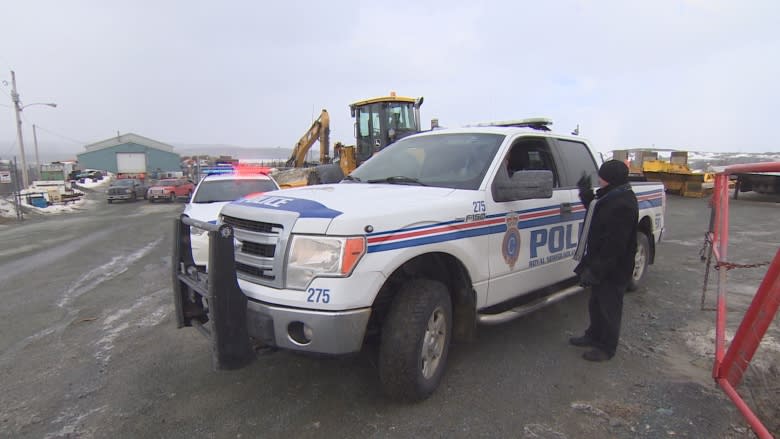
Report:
116,153,147,173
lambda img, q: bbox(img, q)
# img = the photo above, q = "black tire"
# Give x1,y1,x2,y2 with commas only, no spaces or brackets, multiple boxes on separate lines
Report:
379,279,452,401
169,192,176,202
131,192,138,202
107,199,113,204
628,232,650,291
308,164,344,185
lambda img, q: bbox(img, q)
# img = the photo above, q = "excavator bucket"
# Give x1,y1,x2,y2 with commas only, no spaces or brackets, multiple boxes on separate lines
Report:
271,164,344,189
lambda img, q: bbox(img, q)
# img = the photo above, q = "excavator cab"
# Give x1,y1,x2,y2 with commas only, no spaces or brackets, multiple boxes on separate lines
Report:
348,93,424,165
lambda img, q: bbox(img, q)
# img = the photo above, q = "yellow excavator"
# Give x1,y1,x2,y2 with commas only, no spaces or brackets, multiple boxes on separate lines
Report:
286,109,331,168
273,92,424,188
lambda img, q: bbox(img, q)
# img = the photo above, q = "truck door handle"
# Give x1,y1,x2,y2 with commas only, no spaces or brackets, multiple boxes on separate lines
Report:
560,203,572,215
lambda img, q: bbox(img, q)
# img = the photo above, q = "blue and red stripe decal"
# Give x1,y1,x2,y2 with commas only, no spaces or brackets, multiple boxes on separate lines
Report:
366,189,664,253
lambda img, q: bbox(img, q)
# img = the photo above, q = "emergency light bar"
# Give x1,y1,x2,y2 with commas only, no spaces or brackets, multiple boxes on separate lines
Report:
471,117,553,131
201,165,271,176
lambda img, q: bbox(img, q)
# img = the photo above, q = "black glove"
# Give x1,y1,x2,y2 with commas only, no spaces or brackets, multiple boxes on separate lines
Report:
577,172,592,193
577,172,594,204
578,267,600,287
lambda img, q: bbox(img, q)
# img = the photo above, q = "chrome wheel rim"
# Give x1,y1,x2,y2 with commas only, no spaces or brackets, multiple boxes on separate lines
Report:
421,306,446,379
633,241,647,281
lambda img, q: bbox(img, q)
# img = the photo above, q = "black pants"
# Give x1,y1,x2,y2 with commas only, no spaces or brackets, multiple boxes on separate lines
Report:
584,279,627,357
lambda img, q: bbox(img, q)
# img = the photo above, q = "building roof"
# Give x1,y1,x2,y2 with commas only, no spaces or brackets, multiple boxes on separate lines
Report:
82,133,176,154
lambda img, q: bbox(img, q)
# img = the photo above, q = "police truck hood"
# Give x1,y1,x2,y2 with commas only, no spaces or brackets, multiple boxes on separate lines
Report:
221,183,458,235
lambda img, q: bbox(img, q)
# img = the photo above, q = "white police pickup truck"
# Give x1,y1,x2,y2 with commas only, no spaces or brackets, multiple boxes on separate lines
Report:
173,119,665,401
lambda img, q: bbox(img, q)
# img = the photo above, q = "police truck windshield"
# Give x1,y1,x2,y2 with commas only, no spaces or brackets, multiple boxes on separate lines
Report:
193,179,278,203
349,133,504,190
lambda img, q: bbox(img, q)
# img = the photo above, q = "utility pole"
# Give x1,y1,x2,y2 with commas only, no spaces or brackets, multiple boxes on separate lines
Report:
13,157,23,221
10,70,29,189
33,124,40,181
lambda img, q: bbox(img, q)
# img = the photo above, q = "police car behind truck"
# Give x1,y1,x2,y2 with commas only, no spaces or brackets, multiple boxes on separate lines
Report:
182,169,279,270
173,119,665,401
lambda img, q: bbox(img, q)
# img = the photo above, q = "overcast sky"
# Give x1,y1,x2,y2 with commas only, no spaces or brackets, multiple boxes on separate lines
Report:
1,0,778,162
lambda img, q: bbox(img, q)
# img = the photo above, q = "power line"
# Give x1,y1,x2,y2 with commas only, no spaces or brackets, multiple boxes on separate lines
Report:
31,124,85,145
2,142,18,157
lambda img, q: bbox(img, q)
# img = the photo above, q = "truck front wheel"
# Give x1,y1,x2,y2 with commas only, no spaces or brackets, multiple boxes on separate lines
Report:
379,279,452,401
628,232,650,291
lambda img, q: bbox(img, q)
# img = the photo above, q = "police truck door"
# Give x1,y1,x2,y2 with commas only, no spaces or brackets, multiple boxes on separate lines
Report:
485,137,577,307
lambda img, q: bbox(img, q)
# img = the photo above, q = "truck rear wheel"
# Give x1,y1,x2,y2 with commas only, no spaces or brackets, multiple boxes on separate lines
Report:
628,232,650,291
379,279,452,401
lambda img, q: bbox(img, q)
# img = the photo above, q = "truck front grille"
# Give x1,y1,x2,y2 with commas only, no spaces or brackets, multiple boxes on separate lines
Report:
222,213,290,288
241,241,275,258
236,262,275,281
222,215,281,233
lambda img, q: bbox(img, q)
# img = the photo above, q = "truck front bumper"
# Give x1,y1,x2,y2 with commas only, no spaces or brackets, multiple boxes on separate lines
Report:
107,194,133,201
149,191,172,201
246,300,371,355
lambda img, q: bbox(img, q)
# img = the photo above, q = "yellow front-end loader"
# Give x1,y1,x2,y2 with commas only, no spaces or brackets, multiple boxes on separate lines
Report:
272,92,424,188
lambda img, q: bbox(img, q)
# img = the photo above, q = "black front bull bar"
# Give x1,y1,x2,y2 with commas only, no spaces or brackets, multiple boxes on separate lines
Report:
172,215,255,370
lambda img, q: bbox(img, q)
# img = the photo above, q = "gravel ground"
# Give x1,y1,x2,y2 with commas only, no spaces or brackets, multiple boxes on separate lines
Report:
0,189,777,438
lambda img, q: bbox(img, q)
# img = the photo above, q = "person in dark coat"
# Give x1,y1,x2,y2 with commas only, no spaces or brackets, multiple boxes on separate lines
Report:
570,160,638,362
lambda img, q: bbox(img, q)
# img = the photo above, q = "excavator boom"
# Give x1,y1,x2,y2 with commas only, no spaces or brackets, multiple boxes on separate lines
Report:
286,109,330,167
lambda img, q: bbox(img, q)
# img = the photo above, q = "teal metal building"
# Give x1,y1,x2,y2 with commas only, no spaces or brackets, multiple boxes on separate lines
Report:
76,133,181,176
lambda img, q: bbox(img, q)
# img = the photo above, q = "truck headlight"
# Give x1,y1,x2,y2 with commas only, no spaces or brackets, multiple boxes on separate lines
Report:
125,189,132,194
285,235,366,290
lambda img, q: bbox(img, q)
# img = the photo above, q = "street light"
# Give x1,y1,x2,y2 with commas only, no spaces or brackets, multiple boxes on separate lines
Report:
10,70,57,188
22,103,57,109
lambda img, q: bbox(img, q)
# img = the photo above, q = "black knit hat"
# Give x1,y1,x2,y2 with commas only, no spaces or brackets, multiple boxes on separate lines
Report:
598,160,629,185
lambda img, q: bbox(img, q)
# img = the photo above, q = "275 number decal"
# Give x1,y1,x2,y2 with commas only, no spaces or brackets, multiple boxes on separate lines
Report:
307,288,331,303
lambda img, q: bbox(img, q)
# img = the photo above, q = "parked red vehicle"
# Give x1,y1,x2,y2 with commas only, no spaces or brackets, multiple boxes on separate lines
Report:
147,178,195,202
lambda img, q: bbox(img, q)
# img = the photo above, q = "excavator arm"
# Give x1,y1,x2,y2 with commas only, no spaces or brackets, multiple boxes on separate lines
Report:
286,109,330,167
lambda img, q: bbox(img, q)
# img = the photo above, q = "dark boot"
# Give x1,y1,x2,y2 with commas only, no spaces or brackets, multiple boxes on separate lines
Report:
569,334,595,347
582,348,612,362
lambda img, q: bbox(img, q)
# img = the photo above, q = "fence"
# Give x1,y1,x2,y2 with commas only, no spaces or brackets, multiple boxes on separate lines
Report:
705,161,780,438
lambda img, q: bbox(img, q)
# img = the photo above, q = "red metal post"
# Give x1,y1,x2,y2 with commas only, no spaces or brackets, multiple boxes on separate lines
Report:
720,249,780,386
718,379,774,439
713,173,730,371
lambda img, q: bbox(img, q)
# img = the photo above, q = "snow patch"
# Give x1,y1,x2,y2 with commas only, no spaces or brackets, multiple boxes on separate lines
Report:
95,322,129,364
139,306,169,327
58,238,162,308
96,289,169,364
46,405,107,439
684,327,780,370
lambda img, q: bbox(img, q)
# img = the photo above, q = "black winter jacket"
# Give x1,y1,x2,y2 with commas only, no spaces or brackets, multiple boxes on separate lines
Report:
575,183,639,284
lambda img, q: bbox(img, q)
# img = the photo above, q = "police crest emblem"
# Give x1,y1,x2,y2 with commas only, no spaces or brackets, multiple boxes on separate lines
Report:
502,214,521,268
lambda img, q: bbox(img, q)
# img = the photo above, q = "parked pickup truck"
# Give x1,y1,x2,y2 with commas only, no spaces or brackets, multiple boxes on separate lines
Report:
173,119,666,401
147,178,195,202
106,178,148,203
